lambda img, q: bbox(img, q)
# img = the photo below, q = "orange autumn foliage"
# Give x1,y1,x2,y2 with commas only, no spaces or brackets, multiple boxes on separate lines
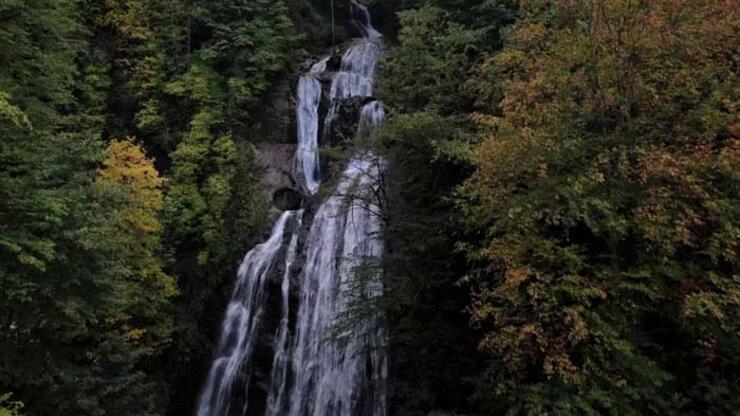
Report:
462,0,739,412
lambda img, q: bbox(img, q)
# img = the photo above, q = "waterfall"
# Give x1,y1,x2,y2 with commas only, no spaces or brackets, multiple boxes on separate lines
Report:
286,2,388,411
196,211,304,416
322,39,382,141
287,156,386,416
358,101,386,138
351,0,382,39
196,1,387,415
329,42,381,100
294,58,330,194
265,213,302,416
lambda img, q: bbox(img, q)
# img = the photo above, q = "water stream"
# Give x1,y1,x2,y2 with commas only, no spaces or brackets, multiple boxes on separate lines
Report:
196,2,387,415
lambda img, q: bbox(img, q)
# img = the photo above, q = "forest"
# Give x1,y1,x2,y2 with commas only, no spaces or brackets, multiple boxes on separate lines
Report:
0,0,737,415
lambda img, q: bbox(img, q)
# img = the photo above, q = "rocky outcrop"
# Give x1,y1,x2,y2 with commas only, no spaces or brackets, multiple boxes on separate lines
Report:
322,96,375,145
241,75,298,145
251,41,370,212
253,143,302,210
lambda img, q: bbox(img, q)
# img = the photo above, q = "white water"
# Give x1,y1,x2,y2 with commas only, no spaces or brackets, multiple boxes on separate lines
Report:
265,212,302,416
196,211,304,416
329,41,381,100
196,1,387,415
324,6,382,141
288,5,388,406
323,40,382,141
294,58,330,194
287,156,386,416
294,76,322,194
358,101,386,138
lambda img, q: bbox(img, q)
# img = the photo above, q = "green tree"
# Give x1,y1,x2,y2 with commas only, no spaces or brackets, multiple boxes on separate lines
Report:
370,112,481,415
194,0,298,127
380,5,478,114
374,0,518,413
0,393,22,416
0,2,175,414
374,1,517,414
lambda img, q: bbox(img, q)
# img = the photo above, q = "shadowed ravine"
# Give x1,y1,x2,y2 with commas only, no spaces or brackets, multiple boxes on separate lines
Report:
195,2,387,415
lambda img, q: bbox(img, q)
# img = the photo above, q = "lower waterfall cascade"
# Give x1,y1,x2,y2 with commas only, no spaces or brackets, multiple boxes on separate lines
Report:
196,2,388,416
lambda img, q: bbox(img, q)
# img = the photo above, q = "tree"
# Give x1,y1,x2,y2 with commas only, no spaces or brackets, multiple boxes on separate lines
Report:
0,2,176,414
370,112,481,415
0,393,22,416
379,5,478,115
462,1,739,413
194,0,299,126
372,0,520,412
97,138,176,354
374,1,517,413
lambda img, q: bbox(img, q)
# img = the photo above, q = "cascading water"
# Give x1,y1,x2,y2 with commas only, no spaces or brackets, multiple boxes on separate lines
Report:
328,42,381,100
358,101,386,138
287,155,386,416
264,212,302,416
196,211,304,416
294,58,329,194
196,2,387,415
323,21,382,141
350,0,382,39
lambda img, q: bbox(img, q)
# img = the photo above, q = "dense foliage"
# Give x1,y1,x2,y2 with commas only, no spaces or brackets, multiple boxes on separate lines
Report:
377,0,739,415
0,0,298,414
0,1,168,413
374,1,517,414
1,0,737,414
463,1,739,413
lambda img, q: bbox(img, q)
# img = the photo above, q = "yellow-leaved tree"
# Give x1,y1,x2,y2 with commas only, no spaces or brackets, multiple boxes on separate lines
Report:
97,138,176,353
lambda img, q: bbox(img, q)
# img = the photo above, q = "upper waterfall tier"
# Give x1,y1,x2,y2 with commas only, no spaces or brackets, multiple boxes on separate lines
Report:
329,41,382,100
351,0,382,39
323,33,383,144
294,67,323,195
295,1,382,194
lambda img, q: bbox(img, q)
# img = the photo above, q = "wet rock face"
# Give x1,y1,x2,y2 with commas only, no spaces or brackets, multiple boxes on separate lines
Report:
326,53,343,72
323,96,374,145
272,188,304,211
254,143,301,211
245,76,297,145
